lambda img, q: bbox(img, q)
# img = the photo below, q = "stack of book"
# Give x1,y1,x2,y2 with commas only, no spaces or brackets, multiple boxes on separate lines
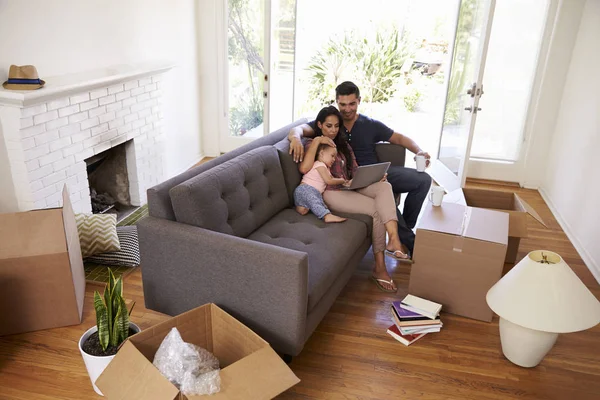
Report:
387,294,443,346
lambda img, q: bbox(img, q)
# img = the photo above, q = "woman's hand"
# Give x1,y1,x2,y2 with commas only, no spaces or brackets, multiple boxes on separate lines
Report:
289,137,304,163
317,136,336,148
343,179,353,187
380,173,388,182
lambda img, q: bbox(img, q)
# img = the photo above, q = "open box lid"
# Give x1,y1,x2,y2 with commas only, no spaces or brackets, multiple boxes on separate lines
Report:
97,304,299,399
418,202,508,245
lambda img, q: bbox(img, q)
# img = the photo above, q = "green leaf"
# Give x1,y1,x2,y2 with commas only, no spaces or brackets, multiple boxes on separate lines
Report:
94,291,109,351
111,296,129,347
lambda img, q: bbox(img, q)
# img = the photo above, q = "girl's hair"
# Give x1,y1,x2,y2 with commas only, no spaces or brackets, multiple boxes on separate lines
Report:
314,106,353,179
315,143,336,162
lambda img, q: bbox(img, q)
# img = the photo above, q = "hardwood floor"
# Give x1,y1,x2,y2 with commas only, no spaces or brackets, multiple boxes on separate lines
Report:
1,183,599,399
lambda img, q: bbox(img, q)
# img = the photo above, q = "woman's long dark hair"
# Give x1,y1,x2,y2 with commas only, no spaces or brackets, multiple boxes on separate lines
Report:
314,106,353,179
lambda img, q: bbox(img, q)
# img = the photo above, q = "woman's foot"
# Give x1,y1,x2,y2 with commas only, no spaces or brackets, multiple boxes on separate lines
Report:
371,269,397,292
295,206,309,215
324,214,347,223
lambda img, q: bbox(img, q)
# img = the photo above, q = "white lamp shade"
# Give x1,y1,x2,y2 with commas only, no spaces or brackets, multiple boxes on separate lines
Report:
487,250,600,333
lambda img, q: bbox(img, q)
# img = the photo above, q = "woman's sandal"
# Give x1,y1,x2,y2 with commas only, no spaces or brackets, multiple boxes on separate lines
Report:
370,275,397,293
385,249,413,264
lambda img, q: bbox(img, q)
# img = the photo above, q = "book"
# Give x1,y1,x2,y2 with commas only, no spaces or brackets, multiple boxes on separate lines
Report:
386,324,427,346
400,294,442,320
399,325,442,335
391,301,429,320
390,305,442,327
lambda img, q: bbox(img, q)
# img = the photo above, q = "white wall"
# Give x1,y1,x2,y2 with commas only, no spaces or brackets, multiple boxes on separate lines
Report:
522,0,585,188
0,0,202,178
540,0,600,281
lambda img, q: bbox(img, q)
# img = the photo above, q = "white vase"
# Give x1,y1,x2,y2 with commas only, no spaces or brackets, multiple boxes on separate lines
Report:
79,322,141,396
499,317,558,368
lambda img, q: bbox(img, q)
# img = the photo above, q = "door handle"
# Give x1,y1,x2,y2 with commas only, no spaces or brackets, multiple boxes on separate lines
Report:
464,106,482,113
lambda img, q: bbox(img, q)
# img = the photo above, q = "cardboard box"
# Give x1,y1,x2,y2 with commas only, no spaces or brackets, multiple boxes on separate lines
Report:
0,186,86,336
97,303,300,399
445,188,547,264
408,202,508,322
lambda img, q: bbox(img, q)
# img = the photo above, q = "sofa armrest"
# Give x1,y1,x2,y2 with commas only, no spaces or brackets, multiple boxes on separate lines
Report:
138,216,309,355
376,142,406,167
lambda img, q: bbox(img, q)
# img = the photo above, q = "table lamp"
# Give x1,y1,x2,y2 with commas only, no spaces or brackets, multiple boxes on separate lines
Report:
486,250,600,367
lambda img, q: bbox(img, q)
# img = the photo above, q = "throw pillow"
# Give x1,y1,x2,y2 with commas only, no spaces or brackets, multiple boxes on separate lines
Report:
85,226,140,267
75,213,120,258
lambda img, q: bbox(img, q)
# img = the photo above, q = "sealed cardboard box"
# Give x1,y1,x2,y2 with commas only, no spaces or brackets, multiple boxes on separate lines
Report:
408,202,509,322
0,186,86,336
97,303,300,399
445,188,546,264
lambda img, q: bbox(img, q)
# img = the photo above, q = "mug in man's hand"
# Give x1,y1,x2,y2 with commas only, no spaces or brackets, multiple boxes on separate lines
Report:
416,155,427,172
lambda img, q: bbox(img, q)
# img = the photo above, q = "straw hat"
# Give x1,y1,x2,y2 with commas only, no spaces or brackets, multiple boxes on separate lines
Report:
2,65,45,90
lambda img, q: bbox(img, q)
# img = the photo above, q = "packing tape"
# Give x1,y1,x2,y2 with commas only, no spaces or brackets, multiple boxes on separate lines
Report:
453,207,472,252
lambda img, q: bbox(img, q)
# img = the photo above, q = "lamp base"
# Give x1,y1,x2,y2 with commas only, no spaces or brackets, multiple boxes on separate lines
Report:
499,317,558,367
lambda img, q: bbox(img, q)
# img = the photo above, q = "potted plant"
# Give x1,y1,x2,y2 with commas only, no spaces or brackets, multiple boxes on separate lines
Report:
78,269,140,396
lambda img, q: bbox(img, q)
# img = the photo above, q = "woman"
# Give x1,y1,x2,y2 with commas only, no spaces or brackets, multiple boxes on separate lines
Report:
296,106,408,292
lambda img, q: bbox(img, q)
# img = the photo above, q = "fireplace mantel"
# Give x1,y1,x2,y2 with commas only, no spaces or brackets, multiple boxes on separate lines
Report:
0,61,174,108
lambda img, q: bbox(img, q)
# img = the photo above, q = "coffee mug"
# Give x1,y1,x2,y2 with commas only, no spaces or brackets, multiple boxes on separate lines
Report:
429,186,445,206
416,155,426,172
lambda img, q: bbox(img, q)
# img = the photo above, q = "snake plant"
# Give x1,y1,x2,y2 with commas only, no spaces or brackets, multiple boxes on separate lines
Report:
93,269,135,351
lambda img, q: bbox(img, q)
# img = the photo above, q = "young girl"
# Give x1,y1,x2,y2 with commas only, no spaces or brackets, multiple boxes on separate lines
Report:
293,143,350,223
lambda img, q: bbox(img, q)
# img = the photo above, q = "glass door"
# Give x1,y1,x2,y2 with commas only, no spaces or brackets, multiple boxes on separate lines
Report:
220,0,297,154
431,0,496,192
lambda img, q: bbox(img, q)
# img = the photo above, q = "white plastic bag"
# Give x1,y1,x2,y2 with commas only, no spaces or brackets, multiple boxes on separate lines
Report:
153,327,221,395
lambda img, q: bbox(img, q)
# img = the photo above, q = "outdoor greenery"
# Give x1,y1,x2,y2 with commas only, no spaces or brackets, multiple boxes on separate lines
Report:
93,269,134,351
443,0,477,125
305,28,418,108
228,0,264,135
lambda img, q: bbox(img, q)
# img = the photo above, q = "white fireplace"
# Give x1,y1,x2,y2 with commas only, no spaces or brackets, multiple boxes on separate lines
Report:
0,62,174,214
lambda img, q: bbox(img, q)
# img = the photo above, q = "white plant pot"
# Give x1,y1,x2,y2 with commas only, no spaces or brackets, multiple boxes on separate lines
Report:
79,322,141,396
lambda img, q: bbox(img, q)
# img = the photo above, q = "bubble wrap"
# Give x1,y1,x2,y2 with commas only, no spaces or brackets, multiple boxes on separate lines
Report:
152,327,221,395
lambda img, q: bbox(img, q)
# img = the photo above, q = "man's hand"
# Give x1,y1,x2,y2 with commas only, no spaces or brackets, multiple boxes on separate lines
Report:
414,151,432,168
289,137,304,163
380,173,388,182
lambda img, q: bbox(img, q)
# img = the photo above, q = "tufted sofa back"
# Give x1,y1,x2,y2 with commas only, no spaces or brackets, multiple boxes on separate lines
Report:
169,146,289,238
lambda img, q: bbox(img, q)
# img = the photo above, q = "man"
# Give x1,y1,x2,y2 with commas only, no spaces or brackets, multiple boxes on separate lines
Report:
288,81,432,257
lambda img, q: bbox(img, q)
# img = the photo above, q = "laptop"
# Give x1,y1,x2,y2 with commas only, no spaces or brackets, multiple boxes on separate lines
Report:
342,162,391,190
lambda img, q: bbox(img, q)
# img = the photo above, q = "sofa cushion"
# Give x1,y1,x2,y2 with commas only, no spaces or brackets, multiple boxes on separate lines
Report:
170,146,289,238
248,208,368,312
274,138,302,206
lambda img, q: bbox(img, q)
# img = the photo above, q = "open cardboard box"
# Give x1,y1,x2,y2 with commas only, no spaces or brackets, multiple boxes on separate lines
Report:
96,303,300,399
444,187,547,264
0,185,86,336
409,202,509,322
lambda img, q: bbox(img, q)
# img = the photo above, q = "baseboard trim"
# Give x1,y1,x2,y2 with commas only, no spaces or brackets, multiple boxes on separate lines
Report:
539,188,600,285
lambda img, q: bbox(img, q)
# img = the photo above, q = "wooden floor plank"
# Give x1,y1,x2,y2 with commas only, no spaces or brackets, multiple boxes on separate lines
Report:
1,183,599,399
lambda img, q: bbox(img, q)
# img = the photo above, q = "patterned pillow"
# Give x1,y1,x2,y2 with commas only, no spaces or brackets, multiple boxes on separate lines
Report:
75,213,120,258
85,226,140,267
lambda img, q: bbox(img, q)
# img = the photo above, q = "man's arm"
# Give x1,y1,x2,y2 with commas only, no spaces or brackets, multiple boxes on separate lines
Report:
388,132,431,166
288,124,316,163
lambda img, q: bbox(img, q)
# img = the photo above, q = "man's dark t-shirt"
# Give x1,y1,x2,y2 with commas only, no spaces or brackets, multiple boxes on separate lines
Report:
308,114,393,165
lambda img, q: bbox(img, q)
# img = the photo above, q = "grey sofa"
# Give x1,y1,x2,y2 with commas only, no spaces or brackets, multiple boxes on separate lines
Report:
138,119,406,356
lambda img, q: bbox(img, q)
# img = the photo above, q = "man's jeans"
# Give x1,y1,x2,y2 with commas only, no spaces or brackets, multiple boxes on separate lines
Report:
387,166,432,242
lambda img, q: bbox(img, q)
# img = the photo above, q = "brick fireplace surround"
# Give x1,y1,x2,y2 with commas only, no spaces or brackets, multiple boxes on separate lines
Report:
0,62,173,214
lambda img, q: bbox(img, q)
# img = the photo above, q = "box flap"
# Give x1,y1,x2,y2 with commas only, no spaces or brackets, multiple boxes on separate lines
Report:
514,193,547,227
418,203,508,245
192,347,299,400
418,202,467,237
0,209,66,259
96,340,180,400
463,207,509,245
61,185,86,318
